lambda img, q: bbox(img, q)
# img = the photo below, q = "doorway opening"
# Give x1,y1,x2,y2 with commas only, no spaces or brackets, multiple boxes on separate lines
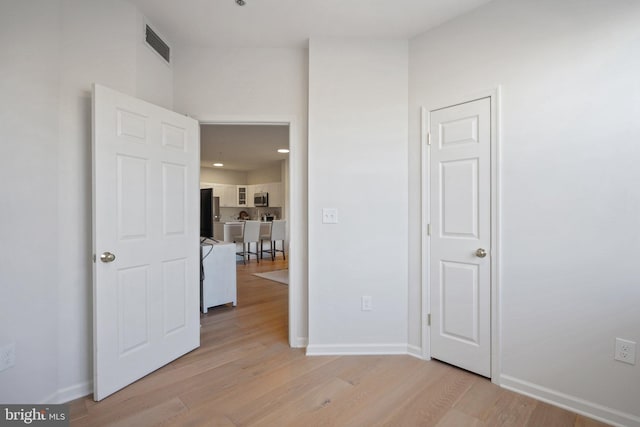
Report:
199,118,301,348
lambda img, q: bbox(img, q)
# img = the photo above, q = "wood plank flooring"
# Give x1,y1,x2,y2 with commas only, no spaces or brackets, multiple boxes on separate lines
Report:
69,258,610,426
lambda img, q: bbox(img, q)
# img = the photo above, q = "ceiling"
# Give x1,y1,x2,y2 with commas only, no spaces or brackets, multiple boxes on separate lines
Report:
200,124,289,171
131,0,493,171
127,0,492,48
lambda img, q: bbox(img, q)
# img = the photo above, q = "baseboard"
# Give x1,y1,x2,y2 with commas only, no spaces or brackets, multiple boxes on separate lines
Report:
500,375,640,427
306,343,408,356
41,381,92,404
407,344,425,359
291,336,308,348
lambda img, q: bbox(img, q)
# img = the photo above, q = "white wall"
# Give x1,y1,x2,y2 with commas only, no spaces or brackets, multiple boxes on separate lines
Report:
200,164,282,186
0,0,61,404
173,46,309,344
200,164,281,185
307,39,409,353
135,15,173,110
409,0,640,423
200,167,247,185
0,0,174,403
247,164,282,184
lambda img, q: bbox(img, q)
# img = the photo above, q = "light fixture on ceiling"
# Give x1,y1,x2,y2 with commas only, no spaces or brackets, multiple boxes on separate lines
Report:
235,0,246,6
213,152,224,167
277,148,290,154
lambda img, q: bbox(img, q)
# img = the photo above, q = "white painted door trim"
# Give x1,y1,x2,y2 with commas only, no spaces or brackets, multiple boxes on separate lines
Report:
195,114,305,348
420,87,501,384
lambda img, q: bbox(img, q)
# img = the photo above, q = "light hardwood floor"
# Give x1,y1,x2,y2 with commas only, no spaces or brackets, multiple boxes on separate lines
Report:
70,259,610,426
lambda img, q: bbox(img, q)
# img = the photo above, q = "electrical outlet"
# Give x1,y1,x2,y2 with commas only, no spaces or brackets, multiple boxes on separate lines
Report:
614,338,636,365
361,296,373,311
0,342,16,372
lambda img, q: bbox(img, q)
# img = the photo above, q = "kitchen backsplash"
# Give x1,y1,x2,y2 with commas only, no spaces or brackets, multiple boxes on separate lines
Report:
220,207,282,221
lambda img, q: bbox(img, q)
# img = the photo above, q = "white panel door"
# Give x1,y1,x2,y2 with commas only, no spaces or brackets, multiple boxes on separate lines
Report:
429,97,491,377
92,84,200,400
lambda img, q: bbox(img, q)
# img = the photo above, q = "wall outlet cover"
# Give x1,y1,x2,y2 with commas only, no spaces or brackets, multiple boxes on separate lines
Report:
614,338,636,365
0,342,16,372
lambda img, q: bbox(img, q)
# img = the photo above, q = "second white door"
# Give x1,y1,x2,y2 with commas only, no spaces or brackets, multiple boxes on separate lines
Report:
429,97,491,377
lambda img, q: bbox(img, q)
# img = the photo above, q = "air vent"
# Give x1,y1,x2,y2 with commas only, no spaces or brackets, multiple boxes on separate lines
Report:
145,25,170,63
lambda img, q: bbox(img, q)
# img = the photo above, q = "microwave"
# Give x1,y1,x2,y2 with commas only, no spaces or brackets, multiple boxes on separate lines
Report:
254,192,269,207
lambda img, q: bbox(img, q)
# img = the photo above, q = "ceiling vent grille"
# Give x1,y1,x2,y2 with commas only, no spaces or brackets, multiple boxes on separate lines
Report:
145,24,170,63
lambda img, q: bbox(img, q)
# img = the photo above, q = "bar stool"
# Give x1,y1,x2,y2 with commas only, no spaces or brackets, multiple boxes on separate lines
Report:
233,220,261,264
261,220,286,261
258,222,272,259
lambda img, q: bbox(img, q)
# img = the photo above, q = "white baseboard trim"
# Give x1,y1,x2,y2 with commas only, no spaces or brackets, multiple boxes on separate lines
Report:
41,381,92,404
291,336,308,348
500,375,640,427
407,344,425,360
306,343,408,356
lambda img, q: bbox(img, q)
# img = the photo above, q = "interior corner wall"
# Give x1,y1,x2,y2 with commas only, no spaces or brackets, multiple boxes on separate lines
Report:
172,45,309,344
0,0,175,404
408,0,640,423
307,38,409,353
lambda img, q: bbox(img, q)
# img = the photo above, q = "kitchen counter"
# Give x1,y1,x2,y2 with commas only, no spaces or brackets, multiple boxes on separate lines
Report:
200,239,236,312
214,219,280,239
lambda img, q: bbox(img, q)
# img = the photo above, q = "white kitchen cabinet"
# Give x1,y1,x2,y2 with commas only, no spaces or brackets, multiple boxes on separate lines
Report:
266,182,283,207
202,181,283,208
211,184,224,205
237,186,248,207
200,240,237,313
201,183,232,207
213,184,237,207
224,185,237,207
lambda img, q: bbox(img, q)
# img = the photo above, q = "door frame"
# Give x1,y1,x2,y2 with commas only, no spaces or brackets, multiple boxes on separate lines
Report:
420,87,502,384
196,114,304,348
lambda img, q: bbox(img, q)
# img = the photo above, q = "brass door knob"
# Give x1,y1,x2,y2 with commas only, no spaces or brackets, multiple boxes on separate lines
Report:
475,248,487,258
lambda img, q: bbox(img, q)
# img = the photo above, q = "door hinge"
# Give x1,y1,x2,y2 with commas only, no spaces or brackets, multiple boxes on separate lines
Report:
427,313,431,326
426,224,431,236
427,132,431,145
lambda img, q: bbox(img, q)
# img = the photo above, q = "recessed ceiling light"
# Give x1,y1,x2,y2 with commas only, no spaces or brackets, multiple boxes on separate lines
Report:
235,0,246,6
213,162,224,167
277,148,290,153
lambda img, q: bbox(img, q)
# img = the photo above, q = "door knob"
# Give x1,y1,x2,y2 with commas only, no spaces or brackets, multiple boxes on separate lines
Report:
475,248,487,258
100,252,116,263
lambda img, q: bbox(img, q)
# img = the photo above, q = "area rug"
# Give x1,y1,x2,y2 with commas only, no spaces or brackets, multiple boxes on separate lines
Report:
253,269,289,285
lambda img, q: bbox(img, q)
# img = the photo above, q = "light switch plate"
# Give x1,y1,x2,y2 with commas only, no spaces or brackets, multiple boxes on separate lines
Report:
322,208,338,224
361,296,373,311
